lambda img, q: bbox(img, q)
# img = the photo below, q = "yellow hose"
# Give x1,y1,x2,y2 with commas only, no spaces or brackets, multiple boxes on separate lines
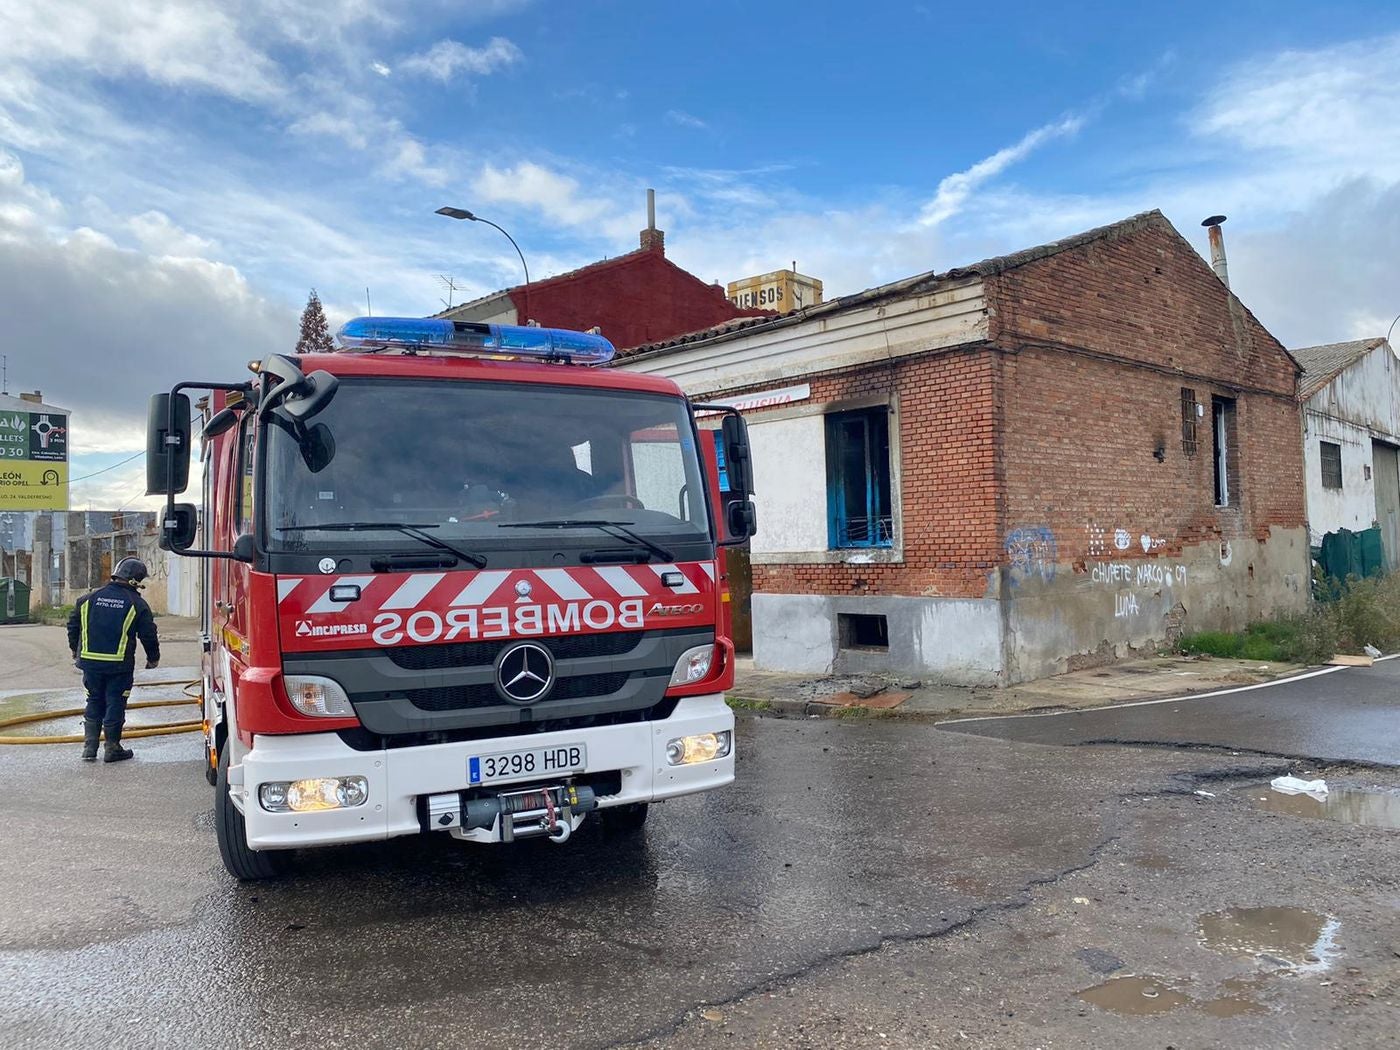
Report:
0,679,204,745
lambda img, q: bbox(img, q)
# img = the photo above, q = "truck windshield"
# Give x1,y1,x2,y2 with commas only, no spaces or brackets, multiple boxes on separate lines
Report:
263,378,711,557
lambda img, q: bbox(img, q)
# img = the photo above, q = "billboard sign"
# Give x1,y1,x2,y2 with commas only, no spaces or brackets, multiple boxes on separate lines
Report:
0,403,69,510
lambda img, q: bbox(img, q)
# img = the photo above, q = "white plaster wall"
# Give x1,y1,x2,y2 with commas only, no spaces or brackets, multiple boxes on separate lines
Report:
1308,342,1400,435
1303,411,1377,543
749,414,828,556
751,593,834,674
752,592,1005,684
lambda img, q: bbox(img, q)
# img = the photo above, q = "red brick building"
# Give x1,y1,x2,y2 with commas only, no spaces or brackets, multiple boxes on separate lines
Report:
618,212,1309,683
438,221,771,350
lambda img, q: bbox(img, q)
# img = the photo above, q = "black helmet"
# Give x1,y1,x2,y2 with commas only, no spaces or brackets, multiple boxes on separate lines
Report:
113,558,149,583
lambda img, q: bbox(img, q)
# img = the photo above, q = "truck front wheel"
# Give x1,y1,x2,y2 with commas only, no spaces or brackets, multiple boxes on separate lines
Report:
215,747,291,881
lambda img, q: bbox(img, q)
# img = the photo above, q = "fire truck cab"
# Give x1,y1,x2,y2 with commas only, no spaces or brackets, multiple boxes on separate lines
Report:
146,318,757,880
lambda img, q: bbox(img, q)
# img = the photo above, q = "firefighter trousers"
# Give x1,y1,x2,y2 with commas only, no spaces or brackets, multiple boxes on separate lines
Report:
82,669,134,731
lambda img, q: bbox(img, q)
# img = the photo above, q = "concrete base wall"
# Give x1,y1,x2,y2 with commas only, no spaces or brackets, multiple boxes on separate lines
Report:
751,592,1005,685
1004,528,1311,682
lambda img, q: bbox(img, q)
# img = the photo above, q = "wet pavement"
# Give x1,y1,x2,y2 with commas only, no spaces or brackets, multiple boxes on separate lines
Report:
939,659,1400,765
2,626,1400,1048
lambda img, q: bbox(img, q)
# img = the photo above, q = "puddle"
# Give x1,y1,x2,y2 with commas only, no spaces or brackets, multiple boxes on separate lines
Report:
1199,996,1266,1018
1197,907,1339,973
1077,976,1190,1015
1236,782,1400,830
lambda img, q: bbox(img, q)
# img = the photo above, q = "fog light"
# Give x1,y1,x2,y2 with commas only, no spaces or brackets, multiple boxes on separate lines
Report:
259,776,369,812
665,731,732,765
259,782,289,810
283,675,354,718
669,644,715,686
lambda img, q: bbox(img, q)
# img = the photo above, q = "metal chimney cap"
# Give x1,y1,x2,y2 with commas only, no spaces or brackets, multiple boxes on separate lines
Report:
1201,215,1227,227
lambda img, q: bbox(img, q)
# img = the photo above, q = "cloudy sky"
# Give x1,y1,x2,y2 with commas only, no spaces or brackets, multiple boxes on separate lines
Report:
2,0,1398,509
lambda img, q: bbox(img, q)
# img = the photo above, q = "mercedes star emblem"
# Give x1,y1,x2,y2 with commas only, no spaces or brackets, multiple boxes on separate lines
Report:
495,642,554,704
515,579,533,600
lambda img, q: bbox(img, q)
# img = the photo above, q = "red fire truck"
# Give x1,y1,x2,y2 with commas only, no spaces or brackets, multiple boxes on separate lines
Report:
146,318,757,880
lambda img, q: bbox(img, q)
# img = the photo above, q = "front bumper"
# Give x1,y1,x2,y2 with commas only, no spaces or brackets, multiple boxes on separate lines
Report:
232,694,734,851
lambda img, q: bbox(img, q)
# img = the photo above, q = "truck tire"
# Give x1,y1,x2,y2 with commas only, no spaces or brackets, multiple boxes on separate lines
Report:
598,802,648,834
215,747,291,881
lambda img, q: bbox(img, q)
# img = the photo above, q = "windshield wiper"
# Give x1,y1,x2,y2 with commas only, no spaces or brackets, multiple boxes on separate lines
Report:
276,521,487,569
499,519,675,563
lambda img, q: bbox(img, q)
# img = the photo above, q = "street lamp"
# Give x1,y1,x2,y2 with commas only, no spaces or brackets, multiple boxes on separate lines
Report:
435,206,531,323
1386,312,1400,348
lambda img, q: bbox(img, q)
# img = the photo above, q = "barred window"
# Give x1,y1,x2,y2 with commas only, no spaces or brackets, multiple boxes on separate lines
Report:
1180,387,1198,457
1320,441,1343,490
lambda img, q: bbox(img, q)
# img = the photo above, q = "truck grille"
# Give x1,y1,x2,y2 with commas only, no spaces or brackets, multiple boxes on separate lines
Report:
404,672,633,712
386,631,642,670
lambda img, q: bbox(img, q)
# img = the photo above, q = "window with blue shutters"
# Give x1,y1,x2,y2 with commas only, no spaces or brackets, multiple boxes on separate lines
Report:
825,407,893,548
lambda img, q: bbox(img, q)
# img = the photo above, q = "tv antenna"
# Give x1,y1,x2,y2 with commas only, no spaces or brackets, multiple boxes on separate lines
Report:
436,275,462,310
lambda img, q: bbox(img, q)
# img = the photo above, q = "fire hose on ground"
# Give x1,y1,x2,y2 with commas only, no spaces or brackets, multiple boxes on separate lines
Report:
0,679,203,745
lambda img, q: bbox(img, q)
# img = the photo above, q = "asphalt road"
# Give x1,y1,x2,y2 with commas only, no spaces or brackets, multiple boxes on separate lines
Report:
2,635,1398,1048
939,659,1400,766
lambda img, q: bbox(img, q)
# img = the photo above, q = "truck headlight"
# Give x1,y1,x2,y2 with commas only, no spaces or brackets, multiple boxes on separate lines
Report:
283,675,354,717
259,776,369,812
669,645,715,686
665,731,732,765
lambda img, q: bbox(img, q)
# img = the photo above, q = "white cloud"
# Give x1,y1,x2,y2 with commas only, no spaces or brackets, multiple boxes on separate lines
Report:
1196,34,1400,174
472,161,617,229
126,210,216,259
666,110,709,130
371,61,392,77
0,155,294,465
917,114,1086,227
400,37,522,83
1,0,286,104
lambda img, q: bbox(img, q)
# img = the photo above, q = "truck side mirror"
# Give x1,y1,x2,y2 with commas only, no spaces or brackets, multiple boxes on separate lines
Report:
202,405,242,439
146,393,192,495
720,414,754,497
258,355,339,421
726,499,758,542
160,503,198,551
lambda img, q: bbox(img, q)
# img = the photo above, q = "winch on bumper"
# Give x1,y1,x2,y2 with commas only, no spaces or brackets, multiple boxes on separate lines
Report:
231,694,734,850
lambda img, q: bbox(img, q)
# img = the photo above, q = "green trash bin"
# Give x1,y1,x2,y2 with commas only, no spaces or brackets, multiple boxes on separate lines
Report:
0,578,31,624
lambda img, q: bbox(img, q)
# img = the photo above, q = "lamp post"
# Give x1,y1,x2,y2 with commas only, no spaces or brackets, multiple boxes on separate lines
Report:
1386,312,1400,348
435,207,531,324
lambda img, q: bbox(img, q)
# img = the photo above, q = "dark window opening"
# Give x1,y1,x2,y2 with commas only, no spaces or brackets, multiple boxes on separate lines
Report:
826,407,893,548
1212,396,1237,507
1320,441,1343,490
838,613,888,651
1180,387,1198,457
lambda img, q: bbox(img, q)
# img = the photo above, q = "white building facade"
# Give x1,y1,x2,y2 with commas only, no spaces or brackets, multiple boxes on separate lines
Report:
1294,338,1400,563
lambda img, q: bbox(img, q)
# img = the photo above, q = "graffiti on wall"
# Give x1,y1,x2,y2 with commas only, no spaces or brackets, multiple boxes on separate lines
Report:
1006,526,1057,583
1090,560,1188,618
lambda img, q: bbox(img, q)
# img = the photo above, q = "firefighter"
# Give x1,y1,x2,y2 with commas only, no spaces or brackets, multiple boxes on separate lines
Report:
67,558,161,763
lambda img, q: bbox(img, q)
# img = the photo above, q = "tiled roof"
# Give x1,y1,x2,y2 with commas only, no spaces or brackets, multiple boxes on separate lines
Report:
1292,338,1389,400
617,210,1169,360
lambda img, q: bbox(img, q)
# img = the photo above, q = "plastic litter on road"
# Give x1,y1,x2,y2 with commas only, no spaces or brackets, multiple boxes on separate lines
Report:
1270,776,1329,800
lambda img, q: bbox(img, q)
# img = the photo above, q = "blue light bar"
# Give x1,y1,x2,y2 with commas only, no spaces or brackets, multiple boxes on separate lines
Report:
334,317,615,364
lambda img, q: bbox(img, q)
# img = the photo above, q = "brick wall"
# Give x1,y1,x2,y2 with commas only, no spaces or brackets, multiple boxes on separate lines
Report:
509,248,769,351
990,215,1306,561
732,347,1003,600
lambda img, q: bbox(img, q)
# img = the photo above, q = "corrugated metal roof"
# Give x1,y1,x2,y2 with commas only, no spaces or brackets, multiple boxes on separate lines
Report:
1291,337,1389,400
617,210,1169,361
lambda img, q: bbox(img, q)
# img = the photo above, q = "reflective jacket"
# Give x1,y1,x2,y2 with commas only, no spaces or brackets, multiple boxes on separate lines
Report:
67,581,160,671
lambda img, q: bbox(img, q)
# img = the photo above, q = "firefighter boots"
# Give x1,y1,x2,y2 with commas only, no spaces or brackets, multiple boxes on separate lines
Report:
82,718,101,762
103,724,134,763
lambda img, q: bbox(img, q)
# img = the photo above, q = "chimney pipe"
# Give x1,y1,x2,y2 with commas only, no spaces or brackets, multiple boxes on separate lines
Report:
647,188,656,230
1201,215,1229,289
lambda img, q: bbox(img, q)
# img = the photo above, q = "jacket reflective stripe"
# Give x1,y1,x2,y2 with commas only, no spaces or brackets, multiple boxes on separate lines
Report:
79,601,138,662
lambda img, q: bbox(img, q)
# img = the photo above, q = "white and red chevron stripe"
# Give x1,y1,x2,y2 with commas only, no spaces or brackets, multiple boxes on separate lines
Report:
277,560,718,651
